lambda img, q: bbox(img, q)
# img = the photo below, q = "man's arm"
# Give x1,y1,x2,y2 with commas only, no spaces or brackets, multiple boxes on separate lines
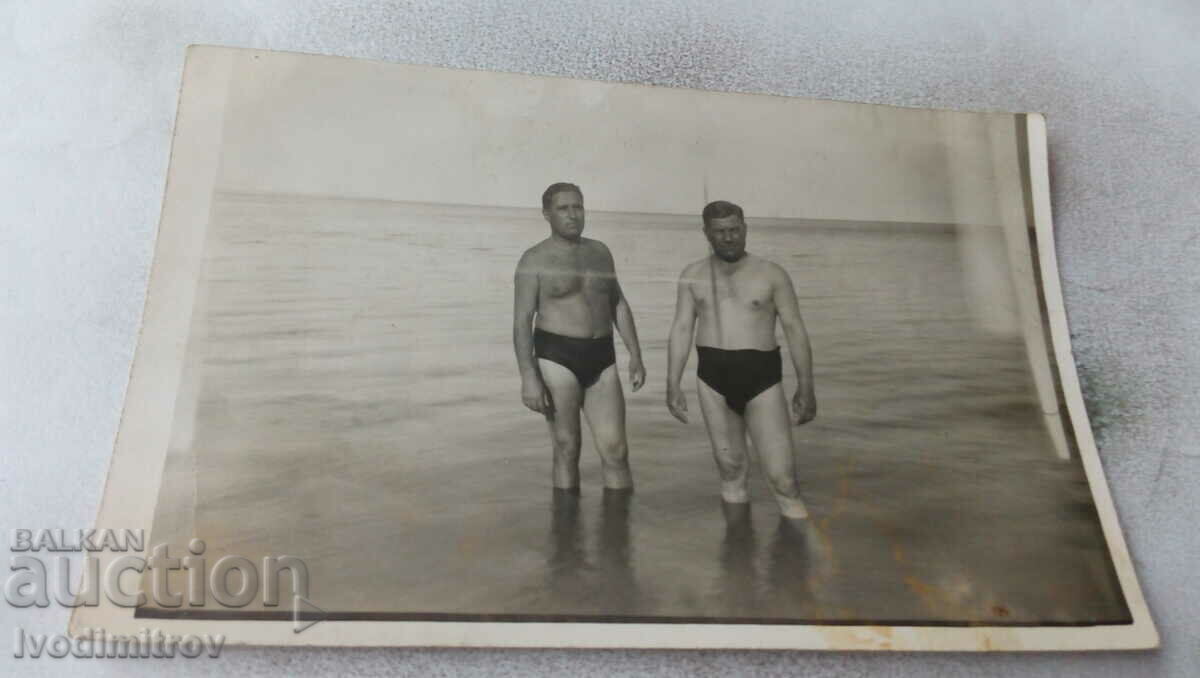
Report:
604,247,645,391
514,251,551,414
772,265,817,425
666,268,698,423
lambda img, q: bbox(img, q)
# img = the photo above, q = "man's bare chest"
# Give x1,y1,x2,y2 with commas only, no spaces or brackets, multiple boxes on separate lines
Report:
694,276,774,315
539,252,614,299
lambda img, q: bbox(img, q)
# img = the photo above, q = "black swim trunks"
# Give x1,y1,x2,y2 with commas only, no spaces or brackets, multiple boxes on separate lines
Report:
696,346,782,415
534,328,616,389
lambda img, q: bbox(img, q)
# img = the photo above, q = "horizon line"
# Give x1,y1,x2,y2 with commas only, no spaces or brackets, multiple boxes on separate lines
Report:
213,188,1005,230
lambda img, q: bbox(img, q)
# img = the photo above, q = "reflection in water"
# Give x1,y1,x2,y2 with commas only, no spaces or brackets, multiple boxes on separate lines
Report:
545,488,641,616
547,488,585,597
544,495,845,621
597,488,637,611
765,519,818,618
712,505,845,621
716,502,759,616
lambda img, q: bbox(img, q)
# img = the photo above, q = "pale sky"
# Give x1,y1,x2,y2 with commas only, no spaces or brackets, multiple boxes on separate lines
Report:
214,50,1025,226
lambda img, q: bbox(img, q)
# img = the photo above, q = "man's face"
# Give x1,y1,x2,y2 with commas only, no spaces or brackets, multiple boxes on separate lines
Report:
543,190,585,241
704,215,747,262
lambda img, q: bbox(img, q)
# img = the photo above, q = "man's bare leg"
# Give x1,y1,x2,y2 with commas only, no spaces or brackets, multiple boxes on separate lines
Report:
744,383,809,519
539,359,584,489
696,378,751,503
581,365,633,489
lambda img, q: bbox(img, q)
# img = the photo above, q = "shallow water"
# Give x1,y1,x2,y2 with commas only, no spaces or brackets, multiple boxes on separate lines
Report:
142,192,1129,624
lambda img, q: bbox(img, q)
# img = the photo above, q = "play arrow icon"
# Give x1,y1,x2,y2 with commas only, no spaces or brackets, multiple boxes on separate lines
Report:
293,596,326,634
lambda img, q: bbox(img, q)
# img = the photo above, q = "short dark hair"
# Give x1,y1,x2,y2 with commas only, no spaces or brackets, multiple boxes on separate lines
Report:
702,200,745,228
542,182,583,209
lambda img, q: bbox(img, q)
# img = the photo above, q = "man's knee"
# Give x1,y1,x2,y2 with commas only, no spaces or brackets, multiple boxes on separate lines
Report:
765,468,799,496
595,437,629,465
713,447,747,479
552,432,581,459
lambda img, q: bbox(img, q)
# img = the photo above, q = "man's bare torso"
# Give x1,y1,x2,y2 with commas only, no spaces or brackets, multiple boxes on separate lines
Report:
683,253,781,351
523,237,617,339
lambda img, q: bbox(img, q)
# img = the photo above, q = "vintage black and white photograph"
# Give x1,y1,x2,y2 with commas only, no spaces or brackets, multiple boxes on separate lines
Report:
73,46,1154,650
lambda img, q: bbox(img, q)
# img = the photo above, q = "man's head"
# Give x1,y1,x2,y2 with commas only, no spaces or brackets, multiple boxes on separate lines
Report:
542,182,585,241
702,200,747,262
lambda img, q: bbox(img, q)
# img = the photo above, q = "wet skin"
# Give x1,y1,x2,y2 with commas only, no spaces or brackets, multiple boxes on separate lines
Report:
666,214,817,518
513,190,645,489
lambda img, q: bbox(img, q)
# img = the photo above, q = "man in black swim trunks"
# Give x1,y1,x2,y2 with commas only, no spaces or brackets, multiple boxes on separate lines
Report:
666,200,817,519
513,182,646,490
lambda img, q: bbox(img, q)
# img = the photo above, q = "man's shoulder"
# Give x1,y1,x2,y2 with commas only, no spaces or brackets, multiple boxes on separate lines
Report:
581,237,612,255
518,240,552,266
749,256,797,294
578,238,617,268
750,254,788,278
678,257,709,283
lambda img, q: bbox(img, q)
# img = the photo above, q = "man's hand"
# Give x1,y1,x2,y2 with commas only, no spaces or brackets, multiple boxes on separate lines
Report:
522,377,554,416
666,386,689,423
629,357,646,392
791,389,817,425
